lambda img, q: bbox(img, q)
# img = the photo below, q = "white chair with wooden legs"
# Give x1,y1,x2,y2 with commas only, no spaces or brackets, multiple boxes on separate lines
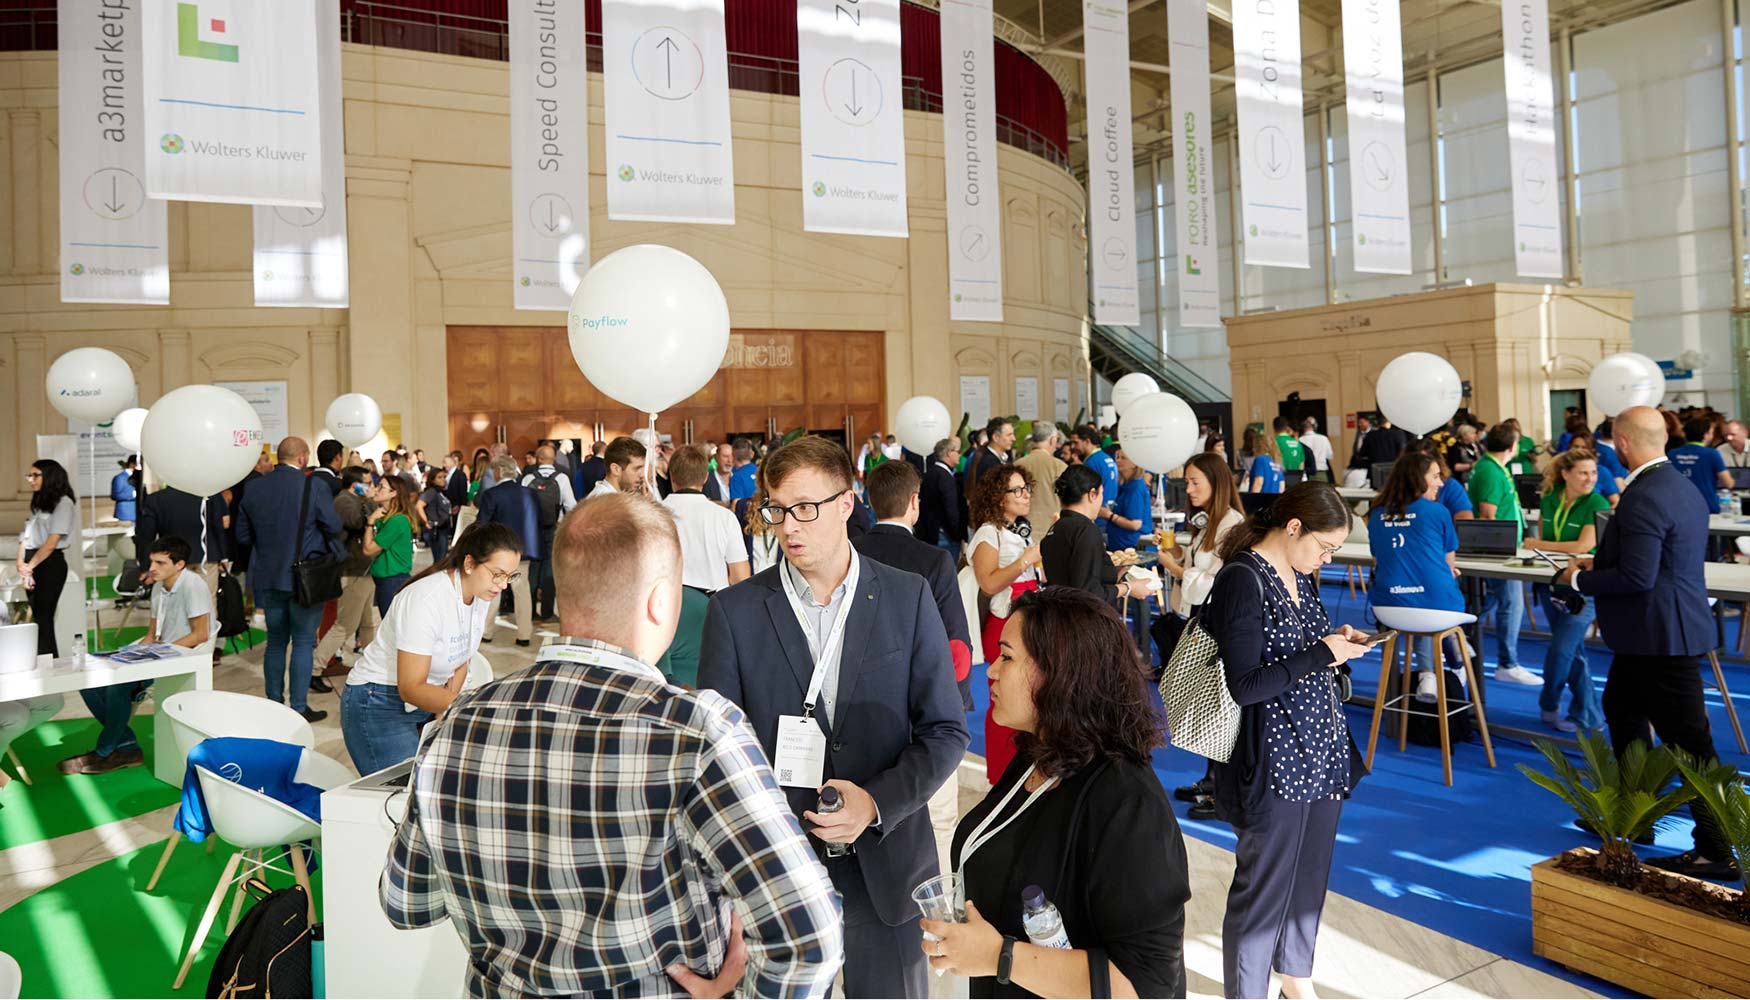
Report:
1364,607,1496,787
144,692,314,893
4,748,28,786
171,746,353,990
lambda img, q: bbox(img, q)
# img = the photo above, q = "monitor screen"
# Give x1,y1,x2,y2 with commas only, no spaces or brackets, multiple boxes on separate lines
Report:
1731,467,1750,492
1455,519,1520,557
1369,462,1395,490
1162,477,1188,511
1513,474,1543,511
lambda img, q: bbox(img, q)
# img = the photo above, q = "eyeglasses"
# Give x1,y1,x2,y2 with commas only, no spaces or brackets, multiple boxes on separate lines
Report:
1005,485,1032,496
759,490,848,525
26,471,41,479
487,568,523,586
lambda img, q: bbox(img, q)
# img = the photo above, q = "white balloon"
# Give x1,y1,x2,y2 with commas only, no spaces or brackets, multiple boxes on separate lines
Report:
142,386,265,497
1589,352,1665,416
326,393,383,448
568,245,731,414
112,407,149,453
46,347,134,423
895,396,953,456
1375,352,1463,435
1119,392,1200,474
1111,372,1160,418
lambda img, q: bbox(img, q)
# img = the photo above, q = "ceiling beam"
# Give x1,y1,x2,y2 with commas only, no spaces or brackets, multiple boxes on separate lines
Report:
1040,0,1232,51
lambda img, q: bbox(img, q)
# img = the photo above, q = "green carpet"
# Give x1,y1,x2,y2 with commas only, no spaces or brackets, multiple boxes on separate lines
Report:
0,836,323,999
0,717,179,849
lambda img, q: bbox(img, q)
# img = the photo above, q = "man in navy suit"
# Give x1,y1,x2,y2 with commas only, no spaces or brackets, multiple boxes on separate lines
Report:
1562,405,1736,879
699,436,969,999
474,456,540,647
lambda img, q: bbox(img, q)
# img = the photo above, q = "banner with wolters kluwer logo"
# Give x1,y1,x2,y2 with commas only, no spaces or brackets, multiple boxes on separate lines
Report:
1502,0,1563,278
939,0,1002,321
252,0,347,307
798,0,909,237
1166,0,1219,327
141,0,323,206
58,0,169,304
510,0,590,310
601,0,735,223
1232,0,1309,268
1083,0,1140,326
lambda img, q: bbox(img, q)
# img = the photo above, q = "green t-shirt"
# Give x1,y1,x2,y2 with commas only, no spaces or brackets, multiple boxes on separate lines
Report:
370,513,414,578
1510,435,1538,475
657,586,711,687
1277,434,1305,471
1467,455,1523,544
1540,487,1610,553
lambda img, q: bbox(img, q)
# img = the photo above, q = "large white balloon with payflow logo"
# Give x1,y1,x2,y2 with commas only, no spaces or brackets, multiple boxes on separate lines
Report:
46,347,133,423
895,396,953,456
1589,352,1665,416
326,394,383,448
567,245,731,414
1375,352,1462,435
142,385,265,498
1119,392,1199,474
1111,372,1159,418
112,407,149,453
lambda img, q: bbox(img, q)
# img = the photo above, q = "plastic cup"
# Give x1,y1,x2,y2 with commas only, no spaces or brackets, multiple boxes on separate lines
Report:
912,873,966,977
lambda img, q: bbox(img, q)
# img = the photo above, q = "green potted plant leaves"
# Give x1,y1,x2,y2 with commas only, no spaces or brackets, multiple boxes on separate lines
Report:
1670,749,1750,921
1517,733,1694,888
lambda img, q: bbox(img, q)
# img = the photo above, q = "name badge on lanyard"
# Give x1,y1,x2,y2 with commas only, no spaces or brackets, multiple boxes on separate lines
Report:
772,558,859,789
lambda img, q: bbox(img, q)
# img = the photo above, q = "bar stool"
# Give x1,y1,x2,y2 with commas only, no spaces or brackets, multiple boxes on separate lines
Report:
1365,606,1497,786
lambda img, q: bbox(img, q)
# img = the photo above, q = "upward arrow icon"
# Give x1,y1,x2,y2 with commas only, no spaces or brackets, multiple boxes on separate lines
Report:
657,35,679,89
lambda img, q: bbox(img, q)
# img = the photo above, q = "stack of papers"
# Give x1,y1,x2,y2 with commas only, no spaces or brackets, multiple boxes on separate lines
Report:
104,643,185,664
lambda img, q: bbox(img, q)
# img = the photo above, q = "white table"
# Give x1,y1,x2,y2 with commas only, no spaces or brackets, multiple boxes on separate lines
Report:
0,646,213,785
1337,486,1376,502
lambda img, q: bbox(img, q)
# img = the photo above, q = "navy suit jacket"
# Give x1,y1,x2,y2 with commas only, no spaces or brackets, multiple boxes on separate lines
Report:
1576,461,1714,657
853,524,973,682
234,465,345,598
474,480,541,561
703,470,733,503
698,556,969,926
916,461,963,546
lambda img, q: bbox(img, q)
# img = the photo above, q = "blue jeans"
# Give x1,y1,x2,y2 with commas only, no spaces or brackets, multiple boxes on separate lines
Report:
1411,633,1464,674
1540,592,1602,729
373,573,411,618
258,589,322,713
428,527,450,565
1479,578,1524,669
935,535,960,559
341,682,433,776
79,681,149,757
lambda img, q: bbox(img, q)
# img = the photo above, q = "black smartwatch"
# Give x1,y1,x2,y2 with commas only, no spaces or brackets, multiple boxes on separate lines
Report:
996,935,1017,985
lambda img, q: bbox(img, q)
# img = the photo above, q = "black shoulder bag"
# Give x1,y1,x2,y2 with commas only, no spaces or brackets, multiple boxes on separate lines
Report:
291,475,344,607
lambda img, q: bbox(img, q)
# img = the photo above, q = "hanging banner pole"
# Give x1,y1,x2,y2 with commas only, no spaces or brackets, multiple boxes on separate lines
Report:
510,0,591,310
1232,0,1310,268
1083,0,1140,326
797,0,910,237
1502,0,1564,279
1340,0,1413,275
940,0,1003,321
1166,0,1220,328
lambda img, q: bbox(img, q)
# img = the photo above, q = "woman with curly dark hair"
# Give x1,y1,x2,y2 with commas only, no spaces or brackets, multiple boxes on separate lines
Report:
969,464,1043,782
921,587,1189,998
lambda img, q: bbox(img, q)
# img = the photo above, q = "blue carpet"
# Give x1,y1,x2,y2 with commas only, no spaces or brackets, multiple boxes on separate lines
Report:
963,572,1750,999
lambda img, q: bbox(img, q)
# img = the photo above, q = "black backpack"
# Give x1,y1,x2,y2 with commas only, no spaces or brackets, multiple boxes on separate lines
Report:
1405,670,1475,752
526,470,564,530
215,571,249,639
206,880,312,999
425,490,453,532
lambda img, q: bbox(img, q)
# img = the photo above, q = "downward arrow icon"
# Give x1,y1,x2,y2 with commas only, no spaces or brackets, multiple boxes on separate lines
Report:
546,199,556,232
103,175,124,214
1264,132,1281,173
845,69,864,117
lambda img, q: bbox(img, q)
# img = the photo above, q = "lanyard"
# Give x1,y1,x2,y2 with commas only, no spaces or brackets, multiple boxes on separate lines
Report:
537,638,667,685
778,554,861,719
1549,493,1579,542
956,764,1059,874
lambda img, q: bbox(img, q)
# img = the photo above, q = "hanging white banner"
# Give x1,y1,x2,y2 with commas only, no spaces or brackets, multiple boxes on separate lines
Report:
1232,0,1309,268
601,0,734,223
252,0,346,307
1083,0,1139,326
797,0,909,237
939,0,1003,321
1340,0,1412,275
141,0,323,207
510,0,590,310
58,0,170,305
1502,0,1564,279
1166,0,1220,327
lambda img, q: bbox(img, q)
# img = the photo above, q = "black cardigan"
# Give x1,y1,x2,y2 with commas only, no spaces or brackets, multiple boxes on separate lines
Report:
1039,509,1118,602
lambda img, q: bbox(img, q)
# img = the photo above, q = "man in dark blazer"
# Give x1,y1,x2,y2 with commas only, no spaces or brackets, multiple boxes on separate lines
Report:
914,437,964,552
441,450,470,511
702,441,735,505
699,436,969,999
576,440,608,500
312,438,346,498
474,456,540,647
1563,405,1734,879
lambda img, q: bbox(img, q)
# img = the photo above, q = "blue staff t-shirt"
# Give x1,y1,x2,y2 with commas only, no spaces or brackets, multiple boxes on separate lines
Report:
1669,443,1725,513
1248,455,1285,494
1367,499,1464,611
1084,448,1119,524
1105,477,1154,550
1436,477,1472,520
729,462,759,501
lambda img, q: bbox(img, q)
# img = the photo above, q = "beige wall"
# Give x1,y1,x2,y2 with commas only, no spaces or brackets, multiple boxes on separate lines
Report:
0,44,1089,526
1224,284,1635,473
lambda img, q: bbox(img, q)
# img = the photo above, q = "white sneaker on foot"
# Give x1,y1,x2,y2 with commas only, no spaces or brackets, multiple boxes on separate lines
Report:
1494,665,1541,685
1414,671,1438,703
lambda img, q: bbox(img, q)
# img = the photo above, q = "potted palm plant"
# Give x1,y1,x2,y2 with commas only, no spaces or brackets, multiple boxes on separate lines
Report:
1671,749,1750,921
1520,734,1750,997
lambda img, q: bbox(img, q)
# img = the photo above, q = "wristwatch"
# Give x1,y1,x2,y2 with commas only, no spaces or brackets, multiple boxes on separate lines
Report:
996,935,1017,985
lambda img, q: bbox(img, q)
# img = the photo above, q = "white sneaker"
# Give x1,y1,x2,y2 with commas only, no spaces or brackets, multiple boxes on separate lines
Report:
1414,671,1438,703
1494,665,1541,685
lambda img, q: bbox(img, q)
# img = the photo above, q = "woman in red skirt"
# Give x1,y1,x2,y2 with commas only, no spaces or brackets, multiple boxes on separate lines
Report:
967,465,1043,782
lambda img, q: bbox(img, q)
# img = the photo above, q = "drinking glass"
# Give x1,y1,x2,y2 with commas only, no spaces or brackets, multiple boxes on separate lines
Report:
912,873,966,977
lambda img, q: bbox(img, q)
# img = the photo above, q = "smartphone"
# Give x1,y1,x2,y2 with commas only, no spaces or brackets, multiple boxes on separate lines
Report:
1359,629,1397,646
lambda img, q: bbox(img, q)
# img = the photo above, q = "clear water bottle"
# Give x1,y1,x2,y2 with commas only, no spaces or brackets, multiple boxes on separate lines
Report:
817,786,850,858
1021,885,1070,949
70,632,86,669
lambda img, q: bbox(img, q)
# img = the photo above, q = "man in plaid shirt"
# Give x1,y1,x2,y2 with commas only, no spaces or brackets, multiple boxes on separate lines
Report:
381,492,843,998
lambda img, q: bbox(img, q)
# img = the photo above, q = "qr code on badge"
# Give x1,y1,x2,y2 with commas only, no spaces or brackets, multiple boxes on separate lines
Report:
779,768,793,783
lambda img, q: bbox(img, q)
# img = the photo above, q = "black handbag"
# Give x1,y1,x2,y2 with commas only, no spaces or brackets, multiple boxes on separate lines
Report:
290,475,343,608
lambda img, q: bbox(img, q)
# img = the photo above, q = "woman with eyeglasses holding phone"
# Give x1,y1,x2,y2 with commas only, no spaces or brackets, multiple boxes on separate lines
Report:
970,466,1043,783
341,521,524,775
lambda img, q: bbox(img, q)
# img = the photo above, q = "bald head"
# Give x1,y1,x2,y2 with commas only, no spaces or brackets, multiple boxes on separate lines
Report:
552,492,682,663
277,436,310,467
1613,405,1668,469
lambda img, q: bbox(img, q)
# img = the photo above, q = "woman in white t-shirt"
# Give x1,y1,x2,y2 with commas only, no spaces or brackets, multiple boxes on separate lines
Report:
967,465,1043,783
341,521,524,776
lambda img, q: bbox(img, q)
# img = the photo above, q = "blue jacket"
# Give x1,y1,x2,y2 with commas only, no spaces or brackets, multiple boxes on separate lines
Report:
1576,461,1714,657
698,558,969,926
110,470,137,522
474,479,540,561
234,465,345,597
173,736,321,843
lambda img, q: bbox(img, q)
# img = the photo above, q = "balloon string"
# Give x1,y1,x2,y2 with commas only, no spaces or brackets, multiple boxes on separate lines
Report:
646,412,659,495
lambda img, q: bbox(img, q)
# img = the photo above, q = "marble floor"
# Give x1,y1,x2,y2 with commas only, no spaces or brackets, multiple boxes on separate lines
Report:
0,614,1602,1000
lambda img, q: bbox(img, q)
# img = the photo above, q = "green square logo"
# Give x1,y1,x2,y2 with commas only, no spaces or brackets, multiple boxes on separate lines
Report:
177,3,239,62
520,276,531,286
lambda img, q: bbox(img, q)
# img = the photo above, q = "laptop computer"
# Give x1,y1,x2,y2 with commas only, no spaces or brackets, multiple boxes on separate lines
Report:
0,622,40,674
1240,492,1278,518
1369,462,1395,491
1161,477,1188,512
1730,467,1750,492
1455,520,1520,558
1513,474,1543,512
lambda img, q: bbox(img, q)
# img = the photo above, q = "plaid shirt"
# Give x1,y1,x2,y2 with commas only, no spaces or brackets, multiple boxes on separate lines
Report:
381,639,843,998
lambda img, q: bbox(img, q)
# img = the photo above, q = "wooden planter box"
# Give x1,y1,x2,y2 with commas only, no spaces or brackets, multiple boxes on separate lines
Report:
1531,848,1750,997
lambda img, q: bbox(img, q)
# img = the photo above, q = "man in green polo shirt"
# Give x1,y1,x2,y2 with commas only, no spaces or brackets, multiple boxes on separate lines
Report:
1467,423,1537,685
1274,416,1305,473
